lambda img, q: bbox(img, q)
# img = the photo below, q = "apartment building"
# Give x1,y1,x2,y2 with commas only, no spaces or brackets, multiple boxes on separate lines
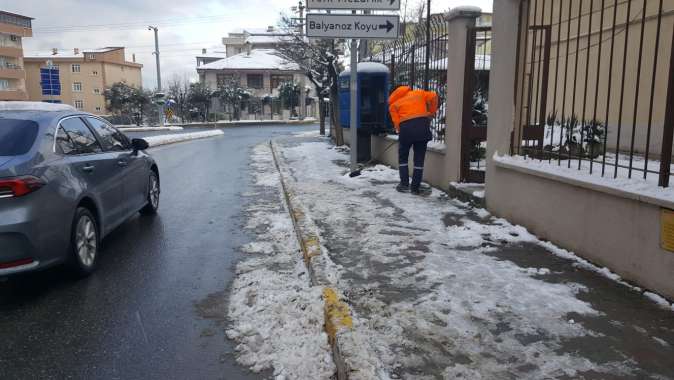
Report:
221,26,293,57
0,11,33,101
23,47,142,114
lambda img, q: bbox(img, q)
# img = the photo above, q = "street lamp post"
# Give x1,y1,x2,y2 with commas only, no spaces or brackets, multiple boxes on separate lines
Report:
148,26,164,127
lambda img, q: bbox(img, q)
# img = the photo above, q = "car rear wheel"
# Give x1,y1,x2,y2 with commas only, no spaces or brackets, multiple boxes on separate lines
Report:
140,171,159,215
69,207,99,276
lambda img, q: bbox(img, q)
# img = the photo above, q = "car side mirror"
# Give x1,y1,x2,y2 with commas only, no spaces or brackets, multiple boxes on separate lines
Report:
131,138,149,153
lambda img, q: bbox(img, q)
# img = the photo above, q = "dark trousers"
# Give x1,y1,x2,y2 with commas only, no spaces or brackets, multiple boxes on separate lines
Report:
398,118,431,190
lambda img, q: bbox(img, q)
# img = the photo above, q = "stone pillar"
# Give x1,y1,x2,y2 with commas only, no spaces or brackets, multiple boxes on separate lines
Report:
485,0,523,200
444,6,482,184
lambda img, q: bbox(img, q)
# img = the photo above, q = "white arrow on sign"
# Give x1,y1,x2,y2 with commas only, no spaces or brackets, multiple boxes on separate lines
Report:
306,14,400,39
306,0,401,10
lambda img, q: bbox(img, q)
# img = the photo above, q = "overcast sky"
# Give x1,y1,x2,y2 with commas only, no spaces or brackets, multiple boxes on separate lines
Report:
8,0,493,90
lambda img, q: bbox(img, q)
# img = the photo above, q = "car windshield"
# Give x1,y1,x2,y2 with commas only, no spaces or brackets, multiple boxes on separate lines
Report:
0,118,39,156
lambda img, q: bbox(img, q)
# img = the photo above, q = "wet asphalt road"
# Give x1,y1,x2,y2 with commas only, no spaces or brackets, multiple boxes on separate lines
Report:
0,124,315,380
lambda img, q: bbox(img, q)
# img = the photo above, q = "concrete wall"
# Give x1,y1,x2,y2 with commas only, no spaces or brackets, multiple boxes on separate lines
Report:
490,162,674,300
487,0,674,300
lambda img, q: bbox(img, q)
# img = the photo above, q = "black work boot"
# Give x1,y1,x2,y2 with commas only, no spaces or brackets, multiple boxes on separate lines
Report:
411,186,431,196
396,183,410,193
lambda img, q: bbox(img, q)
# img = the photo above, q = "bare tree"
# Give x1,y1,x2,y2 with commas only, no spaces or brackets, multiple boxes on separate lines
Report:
275,14,344,144
167,74,191,122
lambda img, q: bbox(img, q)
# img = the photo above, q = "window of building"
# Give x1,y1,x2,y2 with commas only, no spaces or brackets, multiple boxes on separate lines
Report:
86,53,96,60
72,82,82,92
74,100,84,109
247,74,263,89
71,64,80,73
216,74,235,87
92,70,98,76
271,74,294,90
93,88,100,95
10,35,18,42
95,107,101,112
0,79,9,90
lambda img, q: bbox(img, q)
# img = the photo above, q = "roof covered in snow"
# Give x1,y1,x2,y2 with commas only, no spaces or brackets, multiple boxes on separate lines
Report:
0,101,76,112
197,49,300,71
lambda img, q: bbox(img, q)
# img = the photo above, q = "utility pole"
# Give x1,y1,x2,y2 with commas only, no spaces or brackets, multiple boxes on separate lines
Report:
148,25,164,126
295,0,307,120
349,9,358,175
423,0,431,90
358,10,371,60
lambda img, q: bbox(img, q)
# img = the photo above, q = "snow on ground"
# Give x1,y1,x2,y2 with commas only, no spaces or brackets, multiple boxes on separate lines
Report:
494,153,674,205
225,144,335,379
143,130,224,147
116,126,184,132
274,137,673,379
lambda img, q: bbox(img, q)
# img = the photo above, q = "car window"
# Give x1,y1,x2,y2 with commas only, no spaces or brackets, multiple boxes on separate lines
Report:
0,118,39,156
86,117,130,151
59,117,102,155
55,127,77,155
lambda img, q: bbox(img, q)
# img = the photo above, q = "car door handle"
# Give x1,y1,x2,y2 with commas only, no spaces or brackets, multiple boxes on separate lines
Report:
82,164,95,173
117,160,128,167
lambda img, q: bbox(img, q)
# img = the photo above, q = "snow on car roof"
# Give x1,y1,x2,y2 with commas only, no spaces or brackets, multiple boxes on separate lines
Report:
0,101,76,112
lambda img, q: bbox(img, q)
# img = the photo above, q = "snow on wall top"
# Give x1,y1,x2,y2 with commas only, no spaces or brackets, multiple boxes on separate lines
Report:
340,62,390,76
198,49,300,71
0,101,76,112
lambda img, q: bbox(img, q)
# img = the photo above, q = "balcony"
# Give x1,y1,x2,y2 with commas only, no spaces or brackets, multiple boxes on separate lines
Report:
0,63,24,80
0,46,22,57
0,88,27,101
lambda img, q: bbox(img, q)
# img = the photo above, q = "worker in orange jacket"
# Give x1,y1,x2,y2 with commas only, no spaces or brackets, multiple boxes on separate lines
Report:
389,86,439,194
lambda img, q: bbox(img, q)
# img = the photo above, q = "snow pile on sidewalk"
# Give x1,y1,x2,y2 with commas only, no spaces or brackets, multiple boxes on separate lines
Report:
143,130,224,147
273,138,669,379
225,144,335,379
117,126,184,132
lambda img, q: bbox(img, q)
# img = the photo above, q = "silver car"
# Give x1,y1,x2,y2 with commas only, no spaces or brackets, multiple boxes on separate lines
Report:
0,102,160,276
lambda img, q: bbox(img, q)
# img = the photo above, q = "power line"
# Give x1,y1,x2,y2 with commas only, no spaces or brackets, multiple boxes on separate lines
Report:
33,15,238,34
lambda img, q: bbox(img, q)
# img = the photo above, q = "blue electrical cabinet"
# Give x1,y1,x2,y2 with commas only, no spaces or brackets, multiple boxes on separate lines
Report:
339,62,391,134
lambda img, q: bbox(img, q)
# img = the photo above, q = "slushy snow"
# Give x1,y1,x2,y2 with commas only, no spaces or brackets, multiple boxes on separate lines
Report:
270,137,671,379
225,144,335,379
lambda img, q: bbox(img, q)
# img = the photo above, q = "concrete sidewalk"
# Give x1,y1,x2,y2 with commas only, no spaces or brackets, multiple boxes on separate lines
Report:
273,134,674,379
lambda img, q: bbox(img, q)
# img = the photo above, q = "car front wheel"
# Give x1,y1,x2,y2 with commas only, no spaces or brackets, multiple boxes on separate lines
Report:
69,207,99,276
140,171,160,215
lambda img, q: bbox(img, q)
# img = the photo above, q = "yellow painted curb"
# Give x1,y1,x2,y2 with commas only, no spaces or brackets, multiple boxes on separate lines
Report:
270,140,353,379
323,287,354,344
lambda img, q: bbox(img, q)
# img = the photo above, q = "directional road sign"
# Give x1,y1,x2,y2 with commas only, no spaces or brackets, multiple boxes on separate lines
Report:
306,0,401,10
306,14,400,39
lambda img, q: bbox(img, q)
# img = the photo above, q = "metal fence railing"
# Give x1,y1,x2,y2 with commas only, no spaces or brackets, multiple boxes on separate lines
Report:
365,14,449,143
514,0,674,187
462,26,492,183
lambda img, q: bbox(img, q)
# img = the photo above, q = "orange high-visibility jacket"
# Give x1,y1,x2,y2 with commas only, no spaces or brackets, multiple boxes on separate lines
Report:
388,86,439,133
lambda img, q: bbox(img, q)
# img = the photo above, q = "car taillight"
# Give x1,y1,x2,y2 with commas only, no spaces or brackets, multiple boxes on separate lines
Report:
0,176,46,199
0,258,35,269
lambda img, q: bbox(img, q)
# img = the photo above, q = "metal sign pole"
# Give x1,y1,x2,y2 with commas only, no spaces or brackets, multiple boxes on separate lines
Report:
350,38,358,174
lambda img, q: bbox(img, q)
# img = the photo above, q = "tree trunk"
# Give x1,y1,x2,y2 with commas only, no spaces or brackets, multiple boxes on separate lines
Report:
319,100,326,135
328,64,344,146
